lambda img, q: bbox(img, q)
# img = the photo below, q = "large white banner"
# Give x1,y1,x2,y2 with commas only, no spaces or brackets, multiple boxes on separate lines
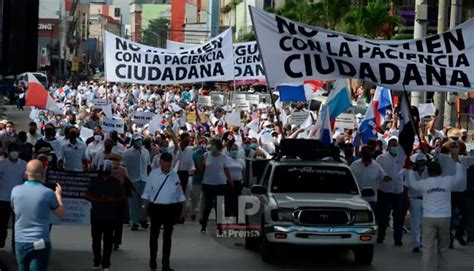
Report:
166,40,265,80
234,41,265,80
249,7,474,92
104,29,235,84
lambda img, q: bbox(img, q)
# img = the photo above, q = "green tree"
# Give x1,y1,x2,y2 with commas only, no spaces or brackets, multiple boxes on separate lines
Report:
142,18,169,48
340,2,403,39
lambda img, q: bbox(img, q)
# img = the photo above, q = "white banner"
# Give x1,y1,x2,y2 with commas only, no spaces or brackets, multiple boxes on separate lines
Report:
92,98,108,108
198,95,212,106
102,117,125,133
290,111,309,126
211,93,225,105
250,7,474,92
133,111,156,125
335,113,356,129
165,40,265,80
247,94,260,105
234,42,265,80
104,29,235,84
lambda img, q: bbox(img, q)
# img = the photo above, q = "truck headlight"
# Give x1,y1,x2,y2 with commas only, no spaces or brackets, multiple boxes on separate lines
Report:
354,210,374,223
271,209,294,222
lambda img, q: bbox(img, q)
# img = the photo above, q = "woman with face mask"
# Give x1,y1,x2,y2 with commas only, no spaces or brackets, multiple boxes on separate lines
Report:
86,132,104,169
226,144,245,217
200,138,233,234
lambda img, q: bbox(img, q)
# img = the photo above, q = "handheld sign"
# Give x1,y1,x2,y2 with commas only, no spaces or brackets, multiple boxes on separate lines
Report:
133,111,156,125
102,117,124,133
290,111,309,126
198,95,212,106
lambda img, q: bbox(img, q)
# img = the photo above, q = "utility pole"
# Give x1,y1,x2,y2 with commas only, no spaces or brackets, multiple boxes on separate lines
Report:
444,0,462,127
210,0,220,37
58,2,62,79
434,0,448,130
410,0,428,107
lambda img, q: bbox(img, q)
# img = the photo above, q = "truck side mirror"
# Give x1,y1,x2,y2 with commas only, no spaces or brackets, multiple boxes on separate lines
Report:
251,185,267,195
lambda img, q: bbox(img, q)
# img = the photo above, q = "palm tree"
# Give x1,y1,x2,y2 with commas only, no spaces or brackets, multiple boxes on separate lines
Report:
340,2,403,39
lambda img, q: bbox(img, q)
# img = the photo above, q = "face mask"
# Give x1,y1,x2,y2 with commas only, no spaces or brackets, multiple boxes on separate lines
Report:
389,146,398,156
6,128,13,134
133,140,142,148
160,147,168,153
230,150,238,159
9,151,19,160
94,135,102,142
362,152,372,160
250,143,257,150
210,144,217,153
244,144,251,152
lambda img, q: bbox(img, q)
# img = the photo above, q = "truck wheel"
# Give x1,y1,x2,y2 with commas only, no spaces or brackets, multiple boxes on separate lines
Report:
244,218,260,251
260,236,277,263
353,245,374,265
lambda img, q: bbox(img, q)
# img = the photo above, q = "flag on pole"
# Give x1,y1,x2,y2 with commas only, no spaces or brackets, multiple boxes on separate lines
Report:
355,101,378,144
25,73,61,113
278,80,325,102
315,106,332,145
325,79,352,120
398,93,417,166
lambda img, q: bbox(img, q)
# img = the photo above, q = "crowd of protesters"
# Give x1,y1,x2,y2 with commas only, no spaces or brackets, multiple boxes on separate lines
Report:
0,79,473,271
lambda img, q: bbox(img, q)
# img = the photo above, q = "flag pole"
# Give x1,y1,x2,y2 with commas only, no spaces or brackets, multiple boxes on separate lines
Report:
401,86,430,160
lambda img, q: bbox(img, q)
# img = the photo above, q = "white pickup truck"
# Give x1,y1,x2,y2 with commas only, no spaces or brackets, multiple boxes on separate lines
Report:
243,139,377,265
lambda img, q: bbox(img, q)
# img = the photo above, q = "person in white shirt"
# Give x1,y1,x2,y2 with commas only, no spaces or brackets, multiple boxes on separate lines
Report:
407,161,463,271
175,133,195,195
86,132,104,166
58,127,87,171
374,137,404,245
123,134,151,231
227,144,245,216
142,153,186,271
0,143,27,248
404,153,429,253
27,122,41,145
436,140,474,247
350,145,391,210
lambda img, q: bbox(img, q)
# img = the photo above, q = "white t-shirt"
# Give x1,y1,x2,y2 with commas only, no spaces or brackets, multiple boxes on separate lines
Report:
227,158,245,181
202,153,229,185
375,152,404,194
350,159,386,202
407,163,463,218
123,148,151,182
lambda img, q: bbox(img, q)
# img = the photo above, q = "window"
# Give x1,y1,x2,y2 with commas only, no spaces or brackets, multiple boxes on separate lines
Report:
271,165,358,194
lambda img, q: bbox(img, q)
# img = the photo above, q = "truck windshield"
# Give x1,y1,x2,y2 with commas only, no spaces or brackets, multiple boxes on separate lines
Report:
271,165,358,194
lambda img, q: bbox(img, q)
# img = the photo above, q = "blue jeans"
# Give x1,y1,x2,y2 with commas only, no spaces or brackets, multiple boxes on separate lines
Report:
15,241,51,271
409,198,423,248
129,180,146,225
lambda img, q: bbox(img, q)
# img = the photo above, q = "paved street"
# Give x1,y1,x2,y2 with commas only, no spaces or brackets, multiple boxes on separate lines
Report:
1,223,474,271
0,106,473,271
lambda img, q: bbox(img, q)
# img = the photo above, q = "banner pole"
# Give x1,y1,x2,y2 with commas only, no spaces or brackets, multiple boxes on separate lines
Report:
401,86,429,160
249,6,284,139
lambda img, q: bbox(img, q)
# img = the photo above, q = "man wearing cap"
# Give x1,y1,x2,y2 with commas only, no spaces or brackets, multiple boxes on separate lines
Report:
142,153,186,271
375,137,404,245
123,133,151,231
406,161,464,271
404,153,429,253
